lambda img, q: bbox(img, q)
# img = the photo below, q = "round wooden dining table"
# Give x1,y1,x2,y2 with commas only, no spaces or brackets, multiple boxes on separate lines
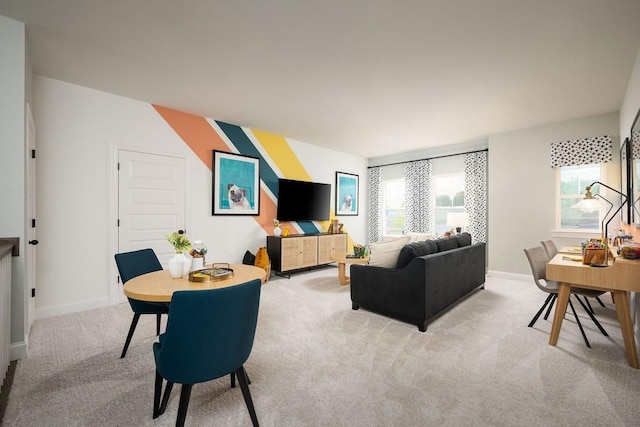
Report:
123,263,267,303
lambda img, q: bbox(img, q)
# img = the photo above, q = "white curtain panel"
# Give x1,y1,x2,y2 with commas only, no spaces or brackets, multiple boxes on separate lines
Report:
464,151,488,244
404,159,433,234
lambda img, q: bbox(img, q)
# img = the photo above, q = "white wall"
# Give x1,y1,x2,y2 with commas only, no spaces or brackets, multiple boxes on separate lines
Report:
488,112,620,275
33,76,367,319
0,16,27,359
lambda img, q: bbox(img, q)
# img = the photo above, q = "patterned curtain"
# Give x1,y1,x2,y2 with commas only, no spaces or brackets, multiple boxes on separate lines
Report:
368,167,384,243
550,135,612,167
404,160,433,234
464,151,488,243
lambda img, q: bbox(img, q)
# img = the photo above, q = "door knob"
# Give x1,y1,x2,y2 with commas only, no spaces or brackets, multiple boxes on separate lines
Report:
29,240,39,245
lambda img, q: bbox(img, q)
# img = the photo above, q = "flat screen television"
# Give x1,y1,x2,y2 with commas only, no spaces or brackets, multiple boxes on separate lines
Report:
276,179,331,221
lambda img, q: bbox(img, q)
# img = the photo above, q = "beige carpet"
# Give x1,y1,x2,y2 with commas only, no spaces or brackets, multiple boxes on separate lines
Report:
3,268,640,426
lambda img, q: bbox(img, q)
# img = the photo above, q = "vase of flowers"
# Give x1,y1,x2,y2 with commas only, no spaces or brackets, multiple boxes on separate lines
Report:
165,231,192,278
273,219,282,237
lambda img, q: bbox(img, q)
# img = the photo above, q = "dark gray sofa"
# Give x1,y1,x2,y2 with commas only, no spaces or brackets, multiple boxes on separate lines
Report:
350,233,486,332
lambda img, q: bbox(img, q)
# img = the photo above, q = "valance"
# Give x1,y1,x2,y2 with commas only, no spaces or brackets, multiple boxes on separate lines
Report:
550,135,612,168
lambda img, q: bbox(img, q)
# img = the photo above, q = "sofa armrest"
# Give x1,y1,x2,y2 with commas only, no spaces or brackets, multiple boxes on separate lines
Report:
350,259,427,320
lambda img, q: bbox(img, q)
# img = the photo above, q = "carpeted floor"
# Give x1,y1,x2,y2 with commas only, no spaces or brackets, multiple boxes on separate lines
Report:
2,268,640,426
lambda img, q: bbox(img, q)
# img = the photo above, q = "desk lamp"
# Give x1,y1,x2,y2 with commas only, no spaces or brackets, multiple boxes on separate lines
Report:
572,181,627,267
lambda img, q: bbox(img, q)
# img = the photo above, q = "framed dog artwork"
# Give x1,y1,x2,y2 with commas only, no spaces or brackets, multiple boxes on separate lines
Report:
335,171,359,216
212,150,260,215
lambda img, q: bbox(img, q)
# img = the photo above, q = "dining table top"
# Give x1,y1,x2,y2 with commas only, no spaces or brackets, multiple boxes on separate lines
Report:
123,263,267,303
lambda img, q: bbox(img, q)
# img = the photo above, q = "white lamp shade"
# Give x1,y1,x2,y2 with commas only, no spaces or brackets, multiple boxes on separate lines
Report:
446,212,470,227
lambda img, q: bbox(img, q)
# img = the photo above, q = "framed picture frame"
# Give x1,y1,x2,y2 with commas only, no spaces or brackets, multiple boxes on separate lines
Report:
335,171,359,216
212,150,260,215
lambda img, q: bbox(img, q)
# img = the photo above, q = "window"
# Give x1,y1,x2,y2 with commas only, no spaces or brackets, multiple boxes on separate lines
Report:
383,179,404,235
434,173,465,234
557,164,601,230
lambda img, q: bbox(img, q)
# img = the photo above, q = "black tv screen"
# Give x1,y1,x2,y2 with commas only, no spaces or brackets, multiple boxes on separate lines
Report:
277,179,331,221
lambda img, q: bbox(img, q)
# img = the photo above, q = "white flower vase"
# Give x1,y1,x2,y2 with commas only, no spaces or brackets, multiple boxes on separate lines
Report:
168,252,191,279
274,226,282,237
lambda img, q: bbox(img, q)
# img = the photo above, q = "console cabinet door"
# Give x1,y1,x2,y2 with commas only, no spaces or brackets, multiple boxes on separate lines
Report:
281,236,318,271
317,234,348,264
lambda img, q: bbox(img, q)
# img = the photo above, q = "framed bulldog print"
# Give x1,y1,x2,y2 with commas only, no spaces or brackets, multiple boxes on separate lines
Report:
212,150,260,215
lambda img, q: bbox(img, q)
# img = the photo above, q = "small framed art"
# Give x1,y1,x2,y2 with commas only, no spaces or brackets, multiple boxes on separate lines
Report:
212,150,260,215
335,171,359,216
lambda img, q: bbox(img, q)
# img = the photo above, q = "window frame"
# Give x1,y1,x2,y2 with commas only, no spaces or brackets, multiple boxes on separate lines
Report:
553,162,605,237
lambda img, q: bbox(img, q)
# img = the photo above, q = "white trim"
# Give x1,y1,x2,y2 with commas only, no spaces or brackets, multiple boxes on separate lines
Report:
35,297,110,320
10,340,27,361
486,270,530,282
551,229,600,239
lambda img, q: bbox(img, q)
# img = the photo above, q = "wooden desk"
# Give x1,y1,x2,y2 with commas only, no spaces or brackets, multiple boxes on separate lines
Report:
329,254,369,285
123,264,267,303
546,253,640,368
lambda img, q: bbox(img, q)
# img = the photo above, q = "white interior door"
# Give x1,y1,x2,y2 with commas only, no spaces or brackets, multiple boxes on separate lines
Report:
25,103,36,331
117,150,187,303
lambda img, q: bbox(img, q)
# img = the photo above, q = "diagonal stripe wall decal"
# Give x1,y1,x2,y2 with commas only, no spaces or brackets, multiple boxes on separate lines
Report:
153,105,338,237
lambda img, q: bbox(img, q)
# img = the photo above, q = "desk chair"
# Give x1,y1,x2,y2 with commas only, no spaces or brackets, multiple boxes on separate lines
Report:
540,240,606,310
153,279,261,427
524,247,608,348
114,249,168,358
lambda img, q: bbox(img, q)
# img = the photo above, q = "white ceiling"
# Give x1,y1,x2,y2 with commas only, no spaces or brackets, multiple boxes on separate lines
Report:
3,1,640,159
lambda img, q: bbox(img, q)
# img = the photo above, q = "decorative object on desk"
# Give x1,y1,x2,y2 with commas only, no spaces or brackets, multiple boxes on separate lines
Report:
165,231,192,278
189,240,207,271
273,219,282,237
572,181,628,267
212,150,260,215
446,212,469,233
253,246,271,282
335,171,359,216
332,219,339,234
282,227,290,237
620,243,640,259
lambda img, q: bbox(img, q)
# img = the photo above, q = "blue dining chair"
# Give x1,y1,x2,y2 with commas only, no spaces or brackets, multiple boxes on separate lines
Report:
153,279,262,427
114,248,169,358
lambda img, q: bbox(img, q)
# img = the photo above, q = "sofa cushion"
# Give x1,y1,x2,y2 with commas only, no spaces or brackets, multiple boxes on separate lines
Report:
454,233,472,247
396,240,438,269
433,236,459,252
368,236,412,268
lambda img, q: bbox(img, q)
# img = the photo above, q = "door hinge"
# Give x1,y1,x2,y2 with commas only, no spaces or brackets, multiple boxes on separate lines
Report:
32,218,36,228
117,275,121,284
31,149,36,159
31,288,35,297
117,162,120,170
117,219,120,227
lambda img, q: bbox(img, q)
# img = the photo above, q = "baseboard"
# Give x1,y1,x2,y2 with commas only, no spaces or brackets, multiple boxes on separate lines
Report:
10,341,27,361
487,270,530,282
35,297,110,320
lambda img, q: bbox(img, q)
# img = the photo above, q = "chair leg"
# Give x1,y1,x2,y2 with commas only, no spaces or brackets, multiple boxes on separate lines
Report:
543,294,557,320
583,297,595,314
176,384,193,427
236,366,259,427
121,313,141,358
574,294,609,337
596,296,606,307
568,297,590,348
153,369,174,418
231,371,252,388
156,313,162,336
529,294,554,327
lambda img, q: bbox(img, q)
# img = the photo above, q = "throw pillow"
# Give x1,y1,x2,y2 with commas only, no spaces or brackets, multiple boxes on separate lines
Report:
368,236,412,268
405,232,433,242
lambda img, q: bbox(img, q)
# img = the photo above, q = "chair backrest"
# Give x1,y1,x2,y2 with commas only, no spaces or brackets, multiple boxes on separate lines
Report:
540,240,558,259
115,248,163,284
523,247,558,293
155,279,262,385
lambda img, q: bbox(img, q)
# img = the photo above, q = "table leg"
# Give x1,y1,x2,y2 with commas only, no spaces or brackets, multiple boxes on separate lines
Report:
612,290,639,369
337,262,349,285
549,283,571,346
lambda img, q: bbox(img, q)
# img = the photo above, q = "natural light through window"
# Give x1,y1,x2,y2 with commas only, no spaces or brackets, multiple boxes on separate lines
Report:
558,164,601,230
434,174,465,233
384,179,405,235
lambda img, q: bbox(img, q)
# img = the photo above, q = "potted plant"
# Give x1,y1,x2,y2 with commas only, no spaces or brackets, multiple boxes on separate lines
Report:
165,231,192,278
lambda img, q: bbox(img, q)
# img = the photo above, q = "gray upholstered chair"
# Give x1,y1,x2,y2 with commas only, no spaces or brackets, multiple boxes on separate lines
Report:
540,240,606,310
523,246,608,348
